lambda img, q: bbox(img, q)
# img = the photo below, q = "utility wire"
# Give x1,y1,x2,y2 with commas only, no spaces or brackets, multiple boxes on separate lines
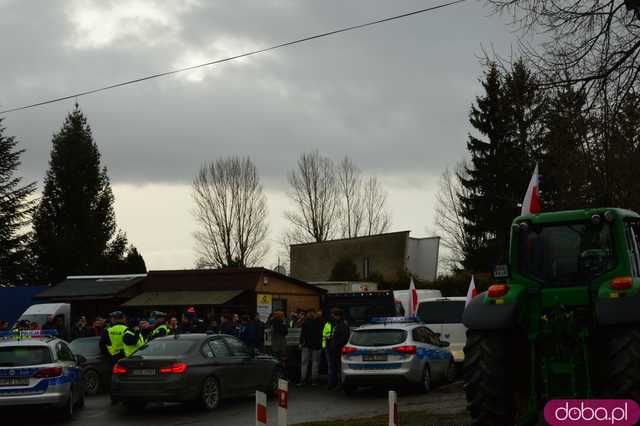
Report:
0,0,467,115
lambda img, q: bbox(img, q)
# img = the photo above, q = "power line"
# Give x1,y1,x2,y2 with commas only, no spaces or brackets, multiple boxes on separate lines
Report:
0,0,467,115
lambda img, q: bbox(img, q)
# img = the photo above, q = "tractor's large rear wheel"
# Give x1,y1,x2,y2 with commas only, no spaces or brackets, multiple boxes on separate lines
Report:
464,330,514,426
602,326,640,400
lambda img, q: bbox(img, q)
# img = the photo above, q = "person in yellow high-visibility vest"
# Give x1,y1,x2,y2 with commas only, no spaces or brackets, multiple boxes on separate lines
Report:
322,313,334,388
122,320,145,357
102,311,127,365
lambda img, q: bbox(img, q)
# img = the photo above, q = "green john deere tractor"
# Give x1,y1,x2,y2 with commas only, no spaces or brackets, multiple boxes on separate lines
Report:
463,208,640,425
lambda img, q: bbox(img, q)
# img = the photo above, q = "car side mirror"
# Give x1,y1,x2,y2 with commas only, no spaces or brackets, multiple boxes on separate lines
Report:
75,354,87,365
439,341,450,348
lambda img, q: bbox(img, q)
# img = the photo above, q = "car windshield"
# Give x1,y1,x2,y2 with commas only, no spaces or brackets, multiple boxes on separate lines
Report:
418,301,465,324
135,339,196,356
519,222,616,286
16,314,49,327
350,329,407,347
69,339,101,356
0,346,52,366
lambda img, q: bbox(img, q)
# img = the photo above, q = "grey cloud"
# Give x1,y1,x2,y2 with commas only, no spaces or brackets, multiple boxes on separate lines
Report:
1,0,514,190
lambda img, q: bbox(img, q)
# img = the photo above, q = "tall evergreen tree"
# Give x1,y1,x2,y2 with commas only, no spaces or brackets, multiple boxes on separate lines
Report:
539,86,593,210
32,106,145,283
459,61,543,271
0,119,37,285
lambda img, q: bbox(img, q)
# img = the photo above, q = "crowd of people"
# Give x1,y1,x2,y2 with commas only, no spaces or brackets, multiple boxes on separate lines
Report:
2,305,352,390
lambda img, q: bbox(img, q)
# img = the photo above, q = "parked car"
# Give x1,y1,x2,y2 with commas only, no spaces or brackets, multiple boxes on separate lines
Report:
416,297,466,363
111,333,283,411
341,318,455,395
0,331,85,419
69,336,110,395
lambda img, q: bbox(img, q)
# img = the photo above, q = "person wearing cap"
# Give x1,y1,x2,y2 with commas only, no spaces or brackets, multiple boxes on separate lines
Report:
122,318,145,357
139,319,152,341
149,311,171,341
102,311,128,365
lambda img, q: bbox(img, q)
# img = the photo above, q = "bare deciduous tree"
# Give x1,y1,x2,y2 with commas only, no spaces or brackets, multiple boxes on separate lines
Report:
362,176,391,236
434,163,471,271
192,157,268,268
337,157,364,238
489,0,640,111
285,151,340,242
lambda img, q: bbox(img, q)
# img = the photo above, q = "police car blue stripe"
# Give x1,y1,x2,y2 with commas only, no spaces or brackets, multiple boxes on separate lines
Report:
0,368,80,395
0,368,38,378
0,379,48,395
348,363,403,370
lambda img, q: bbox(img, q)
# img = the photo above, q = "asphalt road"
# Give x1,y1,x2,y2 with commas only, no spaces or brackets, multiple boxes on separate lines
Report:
6,382,469,426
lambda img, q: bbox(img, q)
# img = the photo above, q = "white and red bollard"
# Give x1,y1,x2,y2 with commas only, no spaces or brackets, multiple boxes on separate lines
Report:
277,378,289,426
388,390,399,426
256,390,267,426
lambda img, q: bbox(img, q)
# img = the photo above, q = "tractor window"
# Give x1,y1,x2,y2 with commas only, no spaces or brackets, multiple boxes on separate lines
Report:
519,222,615,286
625,224,640,277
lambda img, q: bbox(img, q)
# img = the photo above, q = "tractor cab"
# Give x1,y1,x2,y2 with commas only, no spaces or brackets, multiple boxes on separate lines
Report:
463,208,640,425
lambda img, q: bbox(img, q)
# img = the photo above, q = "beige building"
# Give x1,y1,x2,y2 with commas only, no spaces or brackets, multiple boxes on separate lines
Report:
290,231,440,283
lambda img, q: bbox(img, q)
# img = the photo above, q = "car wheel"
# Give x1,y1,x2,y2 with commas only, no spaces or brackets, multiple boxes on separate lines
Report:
83,369,101,395
199,376,221,411
122,400,147,411
268,367,284,397
422,366,432,393
445,361,456,384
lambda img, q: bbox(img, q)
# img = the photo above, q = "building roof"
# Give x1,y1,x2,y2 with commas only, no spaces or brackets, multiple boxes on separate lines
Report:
122,290,244,307
289,231,411,247
144,268,325,293
36,275,145,301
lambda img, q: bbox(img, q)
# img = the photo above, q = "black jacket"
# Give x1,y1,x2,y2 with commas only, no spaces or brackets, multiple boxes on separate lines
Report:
299,318,323,350
330,320,349,351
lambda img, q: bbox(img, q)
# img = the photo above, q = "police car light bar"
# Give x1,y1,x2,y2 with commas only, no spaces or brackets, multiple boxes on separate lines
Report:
370,316,421,324
0,329,59,339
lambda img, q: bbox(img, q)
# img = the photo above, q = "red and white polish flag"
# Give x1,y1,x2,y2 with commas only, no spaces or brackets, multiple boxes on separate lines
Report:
409,278,418,317
465,275,478,307
521,164,541,215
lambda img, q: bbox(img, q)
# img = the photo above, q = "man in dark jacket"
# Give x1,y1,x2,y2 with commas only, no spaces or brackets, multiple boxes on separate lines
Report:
254,314,265,351
327,308,349,389
239,315,258,348
298,310,323,386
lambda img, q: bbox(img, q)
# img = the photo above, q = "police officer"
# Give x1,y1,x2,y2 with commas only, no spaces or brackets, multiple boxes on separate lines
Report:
102,311,127,365
149,311,171,341
322,313,334,387
122,319,145,357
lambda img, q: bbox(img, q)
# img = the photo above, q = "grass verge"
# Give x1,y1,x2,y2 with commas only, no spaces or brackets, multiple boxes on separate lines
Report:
292,409,470,426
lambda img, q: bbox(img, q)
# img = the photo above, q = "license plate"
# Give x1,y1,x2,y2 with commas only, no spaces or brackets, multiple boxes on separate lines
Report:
0,378,29,387
363,354,387,362
131,369,156,376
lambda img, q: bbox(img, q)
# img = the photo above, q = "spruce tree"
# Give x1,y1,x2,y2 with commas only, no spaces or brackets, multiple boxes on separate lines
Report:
539,86,592,210
0,119,37,285
32,106,145,283
459,62,543,271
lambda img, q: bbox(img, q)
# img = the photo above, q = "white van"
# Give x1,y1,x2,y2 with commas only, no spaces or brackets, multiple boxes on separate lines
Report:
416,297,466,363
393,289,442,315
16,303,71,338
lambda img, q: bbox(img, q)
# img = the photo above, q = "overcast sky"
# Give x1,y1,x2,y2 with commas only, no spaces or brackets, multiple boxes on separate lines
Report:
0,0,515,271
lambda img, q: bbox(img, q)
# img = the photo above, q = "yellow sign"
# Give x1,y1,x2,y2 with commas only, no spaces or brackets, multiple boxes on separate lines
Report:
258,294,272,305
257,294,272,321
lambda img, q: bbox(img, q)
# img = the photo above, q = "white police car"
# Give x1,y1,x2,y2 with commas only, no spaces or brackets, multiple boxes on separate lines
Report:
0,330,85,419
341,317,455,394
